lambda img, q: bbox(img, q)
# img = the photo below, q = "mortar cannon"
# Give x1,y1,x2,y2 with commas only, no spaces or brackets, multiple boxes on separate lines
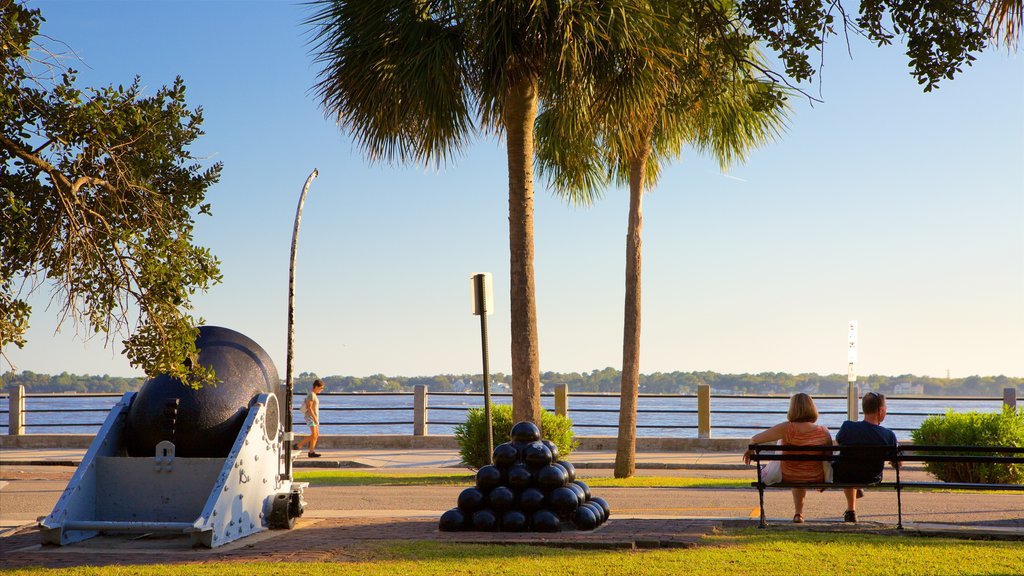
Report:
40,326,305,548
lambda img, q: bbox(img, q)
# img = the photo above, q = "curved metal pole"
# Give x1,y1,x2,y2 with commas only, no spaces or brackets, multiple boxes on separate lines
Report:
284,168,318,480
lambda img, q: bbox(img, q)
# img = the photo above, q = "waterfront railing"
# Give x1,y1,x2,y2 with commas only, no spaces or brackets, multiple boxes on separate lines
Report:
2,384,1018,440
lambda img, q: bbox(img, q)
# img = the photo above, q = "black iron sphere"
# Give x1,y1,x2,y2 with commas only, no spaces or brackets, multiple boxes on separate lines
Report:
541,439,560,462
566,482,586,505
492,442,519,468
546,487,580,519
439,508,466,531
573,479,592,501
571,505,598,530
476,465,503,491
507,463,533,491
457,487,485,513
518,488,545,512
531,509,560,532
582,501,605,524
487,486,515,513
510,421,541,443
523,442,553,469
501,510,528,532
124,326,279,458
510,440,532,459
536,464,567,492
590,496,611,520
559,460,577,483
550,461,568,477
472,509,498,531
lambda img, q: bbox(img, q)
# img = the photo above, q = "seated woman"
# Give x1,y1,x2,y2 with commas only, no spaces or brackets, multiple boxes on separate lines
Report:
742,392,832,523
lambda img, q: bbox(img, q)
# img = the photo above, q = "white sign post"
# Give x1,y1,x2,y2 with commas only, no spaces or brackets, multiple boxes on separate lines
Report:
847,320,858,421
471,273,494,457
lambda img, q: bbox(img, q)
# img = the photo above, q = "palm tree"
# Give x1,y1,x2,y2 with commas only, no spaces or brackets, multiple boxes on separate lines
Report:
306,0,657,426
536,1,789,477
982,0,1022,48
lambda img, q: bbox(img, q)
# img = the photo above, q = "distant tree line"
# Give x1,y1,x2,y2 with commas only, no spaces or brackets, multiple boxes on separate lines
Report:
3,370,1021,397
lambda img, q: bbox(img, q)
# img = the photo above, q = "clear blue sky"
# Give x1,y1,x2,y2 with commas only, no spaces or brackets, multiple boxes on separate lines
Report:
6,1,1023,379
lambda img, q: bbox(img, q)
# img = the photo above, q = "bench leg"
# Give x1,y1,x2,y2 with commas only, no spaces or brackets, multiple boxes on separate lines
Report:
896,475,904,529
758,486,767,529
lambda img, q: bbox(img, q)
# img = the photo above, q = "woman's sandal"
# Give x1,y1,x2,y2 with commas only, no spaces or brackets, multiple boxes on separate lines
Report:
793,514,805,524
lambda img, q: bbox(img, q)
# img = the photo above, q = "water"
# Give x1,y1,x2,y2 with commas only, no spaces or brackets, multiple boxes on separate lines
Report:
0,393,1008,441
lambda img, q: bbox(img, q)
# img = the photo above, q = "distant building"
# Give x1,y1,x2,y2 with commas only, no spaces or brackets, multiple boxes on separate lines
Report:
893,382,925,395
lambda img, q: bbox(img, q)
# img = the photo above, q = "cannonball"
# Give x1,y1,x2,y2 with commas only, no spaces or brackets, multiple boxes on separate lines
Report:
572,505,598,530
510,440,531,460
472,509,498,531
501,510,528,532
518,488,545,513
458,487,485,513
559,461,577,483
125,326,279,458
541,439,560,462
507,463,533,491
531,509,560,532
524,442,553,469
546,487,580,519
488,486,515,513
492,442,519,469
536,464,567,492
439,508,466,531
510,421,541,443
566,482,586,505
590,496,611,521
573,480,592,501
582,501,605,524
476,465,503,491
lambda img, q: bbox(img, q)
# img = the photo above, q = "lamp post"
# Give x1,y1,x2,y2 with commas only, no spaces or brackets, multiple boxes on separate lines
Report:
471,272,494,458
284,168,318,480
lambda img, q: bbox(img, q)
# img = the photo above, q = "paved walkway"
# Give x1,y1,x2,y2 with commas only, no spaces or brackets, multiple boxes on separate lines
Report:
1,447,1022,569
0,447,748,469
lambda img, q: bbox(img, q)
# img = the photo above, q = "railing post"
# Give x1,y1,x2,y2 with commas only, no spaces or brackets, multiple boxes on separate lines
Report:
1004,387,1017,411
555,384,568,417
414,385,428,436
698,384,711,439
847,384,859,422
8,385,25,436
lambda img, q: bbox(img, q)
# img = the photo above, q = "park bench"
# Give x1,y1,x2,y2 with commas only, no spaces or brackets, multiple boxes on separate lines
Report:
748,444,1024,529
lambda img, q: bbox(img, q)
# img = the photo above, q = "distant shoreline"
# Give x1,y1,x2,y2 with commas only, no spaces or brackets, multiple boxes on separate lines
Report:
3,369,1021,397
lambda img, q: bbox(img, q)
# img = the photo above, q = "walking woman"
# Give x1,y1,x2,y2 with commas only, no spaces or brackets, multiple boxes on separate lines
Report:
742,392,832,523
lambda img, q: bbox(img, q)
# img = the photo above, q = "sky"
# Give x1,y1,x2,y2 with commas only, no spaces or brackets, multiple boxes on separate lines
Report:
5,1,1023,380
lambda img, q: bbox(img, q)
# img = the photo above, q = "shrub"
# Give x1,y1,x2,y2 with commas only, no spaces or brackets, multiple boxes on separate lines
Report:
454,404,579,469
910,407,1024,484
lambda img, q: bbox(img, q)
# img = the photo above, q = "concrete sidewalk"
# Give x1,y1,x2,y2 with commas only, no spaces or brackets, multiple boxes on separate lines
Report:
0,446,751,469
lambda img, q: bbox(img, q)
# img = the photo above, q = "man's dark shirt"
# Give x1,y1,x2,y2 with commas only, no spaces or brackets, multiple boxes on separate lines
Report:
831,420,898,484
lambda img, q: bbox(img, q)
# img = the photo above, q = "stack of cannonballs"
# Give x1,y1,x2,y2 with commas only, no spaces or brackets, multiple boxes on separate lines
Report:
439,421,610,532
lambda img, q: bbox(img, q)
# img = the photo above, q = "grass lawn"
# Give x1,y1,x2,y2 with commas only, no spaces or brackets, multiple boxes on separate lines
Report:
4,529,1021,575
293,470,748,488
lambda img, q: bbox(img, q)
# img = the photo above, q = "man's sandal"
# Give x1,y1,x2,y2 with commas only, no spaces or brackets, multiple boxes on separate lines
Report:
793,514,805,524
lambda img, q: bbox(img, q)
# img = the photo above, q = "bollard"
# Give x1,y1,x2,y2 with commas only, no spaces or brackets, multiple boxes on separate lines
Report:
414,385,428,436
1005,387,1017,411
847,384,860,422
555,384,568,417
697,384,711,439
7,385,24,436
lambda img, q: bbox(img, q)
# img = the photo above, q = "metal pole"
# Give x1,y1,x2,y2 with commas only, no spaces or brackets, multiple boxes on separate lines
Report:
285,168,318,480
475,275,493,458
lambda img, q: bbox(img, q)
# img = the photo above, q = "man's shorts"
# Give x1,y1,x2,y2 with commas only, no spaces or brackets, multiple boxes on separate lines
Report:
304,413,318,428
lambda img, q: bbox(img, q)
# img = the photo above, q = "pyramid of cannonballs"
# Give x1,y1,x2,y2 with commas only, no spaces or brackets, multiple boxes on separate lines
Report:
439,421,610,532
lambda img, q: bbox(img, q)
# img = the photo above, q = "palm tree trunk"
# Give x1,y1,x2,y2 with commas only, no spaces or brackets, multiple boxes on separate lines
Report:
614,149,651,479
503,77,542,427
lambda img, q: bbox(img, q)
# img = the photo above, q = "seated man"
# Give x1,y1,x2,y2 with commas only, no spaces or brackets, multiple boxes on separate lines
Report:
831,392,898,523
